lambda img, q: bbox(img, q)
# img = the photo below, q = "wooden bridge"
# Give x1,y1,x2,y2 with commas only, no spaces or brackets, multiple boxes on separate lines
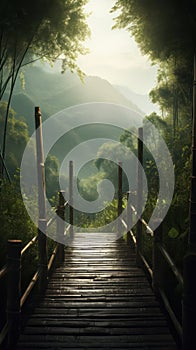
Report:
16,232,177,350
1,107,196,350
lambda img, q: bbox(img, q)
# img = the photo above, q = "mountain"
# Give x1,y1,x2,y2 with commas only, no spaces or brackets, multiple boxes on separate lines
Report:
115,85,160,115
12,66,144,129
7,66,145,163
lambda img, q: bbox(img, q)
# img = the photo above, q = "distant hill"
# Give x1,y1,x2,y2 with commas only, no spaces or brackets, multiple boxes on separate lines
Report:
115,85,160,115
5,66,144,167
10,93,35,125
10,66,144,135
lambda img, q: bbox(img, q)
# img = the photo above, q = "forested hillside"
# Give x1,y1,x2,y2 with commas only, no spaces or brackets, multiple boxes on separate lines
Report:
5,66,143,135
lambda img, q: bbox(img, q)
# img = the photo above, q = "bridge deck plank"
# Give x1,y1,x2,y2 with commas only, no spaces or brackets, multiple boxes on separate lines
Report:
16,233,177,349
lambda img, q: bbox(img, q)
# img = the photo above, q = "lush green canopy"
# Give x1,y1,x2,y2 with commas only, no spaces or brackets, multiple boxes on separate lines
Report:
0,0,90,169
112,1,196,130
112,0,196,62
0,0,89,83
112,0,194,265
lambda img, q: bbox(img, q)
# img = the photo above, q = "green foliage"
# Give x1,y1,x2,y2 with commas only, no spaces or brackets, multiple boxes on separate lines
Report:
112,1,196,62
0,0,90,167
92,199,119,229
45,154,60,200
113,0,196,268
168,227,179,239
149,59,192,124
0,101,61,200
119,127,138,155
0,102,29,176
11,66,141,132
79,199,119,230
0,179,37,267
79,172,105,202
120,107,191,269
94,141,135,196
112,0,194,134
0,0,90,83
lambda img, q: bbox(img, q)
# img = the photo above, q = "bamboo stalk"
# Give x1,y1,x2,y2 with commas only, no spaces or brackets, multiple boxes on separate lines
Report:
189,55,196,247
56,190,65,263
136,127,143,265
69,160,74,237
35,107,48,291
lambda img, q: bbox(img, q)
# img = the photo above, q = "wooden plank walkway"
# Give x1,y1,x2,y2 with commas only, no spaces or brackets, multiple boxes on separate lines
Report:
16,233,177,349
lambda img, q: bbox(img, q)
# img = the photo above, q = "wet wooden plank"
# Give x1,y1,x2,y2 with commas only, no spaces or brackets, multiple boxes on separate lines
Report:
16,232,177,349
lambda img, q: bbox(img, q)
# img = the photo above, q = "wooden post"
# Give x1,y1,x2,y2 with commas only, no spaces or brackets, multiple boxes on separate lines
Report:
126,191,132,245
6,240,22,348
182,253,196,349
136,127,143,266
57,190,65,264
69,160,74,237
152,221,163,294
35,107,48,291
118,162,123,217
35,107,46,220
38,219,48,291
118,161,123,234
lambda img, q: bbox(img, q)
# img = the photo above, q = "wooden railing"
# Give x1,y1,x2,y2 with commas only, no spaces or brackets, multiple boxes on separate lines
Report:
117,126,196,350
120,198,183,342
118,161,183,342
0,106,74,349
0,190,74,349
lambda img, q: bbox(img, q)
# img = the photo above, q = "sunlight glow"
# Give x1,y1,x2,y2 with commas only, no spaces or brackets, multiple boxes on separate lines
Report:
77,0,158,95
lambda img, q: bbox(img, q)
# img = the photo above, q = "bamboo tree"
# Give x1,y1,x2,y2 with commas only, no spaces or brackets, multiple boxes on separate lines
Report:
0,0,90,176
189,55,196,248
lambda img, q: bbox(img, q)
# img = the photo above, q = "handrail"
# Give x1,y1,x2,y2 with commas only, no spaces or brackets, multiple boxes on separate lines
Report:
0,190,68,347
63,200,69,208
46,214,56,228
0,322,9,346
20,200,68,308
130,204,154,236
64,224,71,235
121,216,151,275
21,235,38,256
157,243,183,287
124,191,195,348
48,244,59,272
118,162,183,342
120,218,136,245
129,204,183,285
140,217,154,237
124,197,183,343
20,271,39,308
159,288,183,341
0,264,8,280
139,251,153,279
0,109,74,348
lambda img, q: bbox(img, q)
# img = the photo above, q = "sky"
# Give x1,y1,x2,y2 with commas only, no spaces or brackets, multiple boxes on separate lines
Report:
77,0,158,96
